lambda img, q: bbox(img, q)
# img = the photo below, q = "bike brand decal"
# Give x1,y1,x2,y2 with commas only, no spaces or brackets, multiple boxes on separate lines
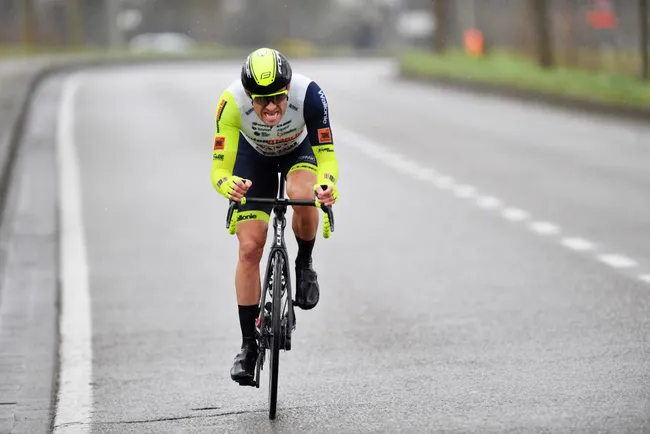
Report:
317,128,331,144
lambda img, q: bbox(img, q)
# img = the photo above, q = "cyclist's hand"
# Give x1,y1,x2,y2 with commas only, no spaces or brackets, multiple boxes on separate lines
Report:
216,176,251,201
231,178,252,202
315,183,337,206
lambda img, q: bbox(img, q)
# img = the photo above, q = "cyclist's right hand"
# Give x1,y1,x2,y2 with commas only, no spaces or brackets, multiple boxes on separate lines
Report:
231,178,252,202
216,175,252,202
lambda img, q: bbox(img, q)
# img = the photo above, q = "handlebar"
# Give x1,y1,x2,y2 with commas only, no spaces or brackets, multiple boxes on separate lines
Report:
225,196,335,238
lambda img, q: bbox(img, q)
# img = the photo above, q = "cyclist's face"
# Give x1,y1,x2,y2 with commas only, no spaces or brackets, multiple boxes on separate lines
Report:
252,87,288,126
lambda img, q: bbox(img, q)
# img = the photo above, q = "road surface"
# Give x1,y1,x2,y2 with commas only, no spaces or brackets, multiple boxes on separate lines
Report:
3,59,650,433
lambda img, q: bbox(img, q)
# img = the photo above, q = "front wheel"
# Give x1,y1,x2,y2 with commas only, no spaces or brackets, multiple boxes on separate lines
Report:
268,252,283,419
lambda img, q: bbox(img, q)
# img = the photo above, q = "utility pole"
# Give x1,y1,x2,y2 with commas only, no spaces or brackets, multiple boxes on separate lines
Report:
641,0,649,80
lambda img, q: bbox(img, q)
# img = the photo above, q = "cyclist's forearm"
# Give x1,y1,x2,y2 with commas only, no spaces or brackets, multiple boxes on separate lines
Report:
313,144,338,185
211,129,239,194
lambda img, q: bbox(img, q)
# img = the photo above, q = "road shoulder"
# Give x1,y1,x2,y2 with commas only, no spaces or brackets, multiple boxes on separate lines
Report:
0,74,63,434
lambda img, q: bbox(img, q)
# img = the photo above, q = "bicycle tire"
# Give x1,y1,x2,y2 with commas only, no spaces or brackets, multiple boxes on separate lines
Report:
268,251,283,419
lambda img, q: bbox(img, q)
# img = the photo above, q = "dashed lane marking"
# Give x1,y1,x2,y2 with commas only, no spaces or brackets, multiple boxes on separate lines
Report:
338,127,648,285
529,221,561,236
597,254,638,269
502,208,530,222
561,237,596,252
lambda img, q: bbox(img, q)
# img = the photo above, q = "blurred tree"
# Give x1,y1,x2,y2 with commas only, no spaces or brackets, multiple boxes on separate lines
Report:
641,0,649,80
432,0,447,53
530,0,553,68
557,0,578,68
66,0,83,47
22,0,36,46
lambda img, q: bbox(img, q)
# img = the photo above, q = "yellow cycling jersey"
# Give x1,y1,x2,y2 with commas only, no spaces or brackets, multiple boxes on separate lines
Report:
211,73,339,195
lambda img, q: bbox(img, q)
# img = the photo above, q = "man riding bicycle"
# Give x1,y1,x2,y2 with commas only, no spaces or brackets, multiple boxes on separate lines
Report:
210,48,340,385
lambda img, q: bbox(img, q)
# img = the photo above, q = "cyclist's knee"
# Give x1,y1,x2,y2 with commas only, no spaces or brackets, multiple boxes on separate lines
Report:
287,171,316,201
237,222,266,264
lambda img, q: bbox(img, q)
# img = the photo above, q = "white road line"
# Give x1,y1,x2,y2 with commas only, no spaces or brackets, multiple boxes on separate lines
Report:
53,74,93,433
338,127,645,284
477,196,502,209
434,175,455,189
453,184,477,198
597,254,638,269
412,167,438,182
529,221,561,235
502,208,529,222
561,237,596,252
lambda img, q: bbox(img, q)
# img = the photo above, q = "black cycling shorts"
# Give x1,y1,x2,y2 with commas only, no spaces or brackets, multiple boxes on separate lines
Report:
232,133,317,222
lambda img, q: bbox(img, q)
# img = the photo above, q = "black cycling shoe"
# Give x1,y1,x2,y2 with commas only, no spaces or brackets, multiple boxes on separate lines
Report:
294,262,320,310
230,340,258,386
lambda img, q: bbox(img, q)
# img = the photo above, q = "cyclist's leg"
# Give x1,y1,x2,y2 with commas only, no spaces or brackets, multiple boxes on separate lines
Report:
285,151,318,244
230,134,277,383
281,137,320,310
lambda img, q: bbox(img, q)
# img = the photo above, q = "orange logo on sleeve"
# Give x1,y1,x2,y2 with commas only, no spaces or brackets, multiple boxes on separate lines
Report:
317,128,331,144
213,137,226,150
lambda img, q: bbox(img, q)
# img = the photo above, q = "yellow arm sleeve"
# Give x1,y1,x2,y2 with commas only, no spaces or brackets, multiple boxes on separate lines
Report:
313,143,339,187
211,90,242,197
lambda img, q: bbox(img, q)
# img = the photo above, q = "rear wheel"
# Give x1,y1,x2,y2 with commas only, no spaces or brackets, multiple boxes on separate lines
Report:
268,252,283,419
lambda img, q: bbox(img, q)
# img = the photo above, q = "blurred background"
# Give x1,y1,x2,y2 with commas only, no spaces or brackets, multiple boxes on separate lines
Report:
0,0,648,110
0,0,647,78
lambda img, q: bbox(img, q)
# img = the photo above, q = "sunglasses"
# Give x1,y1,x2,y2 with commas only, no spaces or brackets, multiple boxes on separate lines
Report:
250,89,289,106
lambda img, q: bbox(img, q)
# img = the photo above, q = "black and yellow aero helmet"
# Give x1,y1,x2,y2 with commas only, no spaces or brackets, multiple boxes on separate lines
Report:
241,48,292,96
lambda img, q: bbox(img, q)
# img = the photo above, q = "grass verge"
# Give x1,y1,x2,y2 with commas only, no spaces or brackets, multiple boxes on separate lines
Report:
398,49,650,111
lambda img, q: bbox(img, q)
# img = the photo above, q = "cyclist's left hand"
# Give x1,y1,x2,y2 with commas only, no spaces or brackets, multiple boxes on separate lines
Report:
315,184,337,206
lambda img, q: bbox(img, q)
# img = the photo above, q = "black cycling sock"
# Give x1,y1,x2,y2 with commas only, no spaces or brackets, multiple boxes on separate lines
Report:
295,235,315,267
238,304,258,345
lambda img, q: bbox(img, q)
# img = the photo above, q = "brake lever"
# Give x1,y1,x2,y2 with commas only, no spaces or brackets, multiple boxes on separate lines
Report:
226,200,238,229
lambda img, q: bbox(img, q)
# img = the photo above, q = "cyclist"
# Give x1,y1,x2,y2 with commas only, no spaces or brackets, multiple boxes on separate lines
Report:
210,48,339,385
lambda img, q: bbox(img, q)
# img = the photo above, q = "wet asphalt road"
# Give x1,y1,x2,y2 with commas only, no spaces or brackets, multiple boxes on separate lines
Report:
13,59,650,433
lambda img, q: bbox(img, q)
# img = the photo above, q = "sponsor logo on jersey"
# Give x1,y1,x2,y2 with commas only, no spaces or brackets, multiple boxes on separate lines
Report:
289,103,299,111
278,128,298,137
237,212,258,222
245,107,255,115
266,130,302,145
213,153,225,161
216,99,227,121
317,127,331,144
297,155,317,165
318,89,328,124
213,137,225,150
